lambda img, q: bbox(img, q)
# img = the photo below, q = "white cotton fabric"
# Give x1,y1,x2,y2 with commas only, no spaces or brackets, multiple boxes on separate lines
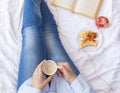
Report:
0,0,120,93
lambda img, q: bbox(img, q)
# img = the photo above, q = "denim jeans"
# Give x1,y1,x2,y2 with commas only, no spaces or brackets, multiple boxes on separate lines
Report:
17,0,79,91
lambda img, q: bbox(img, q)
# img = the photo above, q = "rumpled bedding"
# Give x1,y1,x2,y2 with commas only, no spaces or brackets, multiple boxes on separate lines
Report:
0,0,120,93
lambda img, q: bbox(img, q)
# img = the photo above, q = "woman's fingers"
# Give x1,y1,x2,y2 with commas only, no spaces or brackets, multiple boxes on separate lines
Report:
57,62,76,83
45,75,53,84
57,69,63,76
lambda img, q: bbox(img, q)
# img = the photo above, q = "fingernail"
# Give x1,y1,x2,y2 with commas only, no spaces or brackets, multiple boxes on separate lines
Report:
57,66,62,69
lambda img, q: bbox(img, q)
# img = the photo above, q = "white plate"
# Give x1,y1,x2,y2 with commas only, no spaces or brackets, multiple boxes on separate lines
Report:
78,28,103,52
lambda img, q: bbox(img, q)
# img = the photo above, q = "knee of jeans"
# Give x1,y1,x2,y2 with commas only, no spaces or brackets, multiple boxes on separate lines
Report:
22,26,42,34
22,26,43,47
43,25,58,33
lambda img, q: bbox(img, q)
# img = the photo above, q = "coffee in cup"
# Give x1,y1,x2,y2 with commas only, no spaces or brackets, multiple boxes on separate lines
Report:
42,60,57,75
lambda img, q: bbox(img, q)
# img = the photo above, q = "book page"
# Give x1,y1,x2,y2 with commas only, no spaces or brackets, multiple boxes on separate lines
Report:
52,0,75,11
74,0,103,19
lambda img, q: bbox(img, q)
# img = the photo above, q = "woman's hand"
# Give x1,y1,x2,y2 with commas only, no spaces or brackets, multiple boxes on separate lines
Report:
31,60,53,90
57,62,77,84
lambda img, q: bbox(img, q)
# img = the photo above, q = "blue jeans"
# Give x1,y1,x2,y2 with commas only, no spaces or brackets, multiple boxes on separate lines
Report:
17,0,79,91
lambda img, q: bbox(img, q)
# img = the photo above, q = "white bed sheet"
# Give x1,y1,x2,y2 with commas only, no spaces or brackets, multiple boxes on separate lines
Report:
0,0,120,93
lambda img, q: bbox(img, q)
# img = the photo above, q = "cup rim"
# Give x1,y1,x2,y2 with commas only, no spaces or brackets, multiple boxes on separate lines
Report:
42,60,57,75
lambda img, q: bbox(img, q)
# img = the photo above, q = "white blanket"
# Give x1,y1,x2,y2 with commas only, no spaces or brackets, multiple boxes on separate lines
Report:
0,0,120,93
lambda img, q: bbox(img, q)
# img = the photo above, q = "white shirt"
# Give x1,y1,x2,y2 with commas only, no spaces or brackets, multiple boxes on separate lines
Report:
18,74,94,93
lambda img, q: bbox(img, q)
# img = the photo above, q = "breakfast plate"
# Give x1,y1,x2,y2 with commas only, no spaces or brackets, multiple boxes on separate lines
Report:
78,28,103,52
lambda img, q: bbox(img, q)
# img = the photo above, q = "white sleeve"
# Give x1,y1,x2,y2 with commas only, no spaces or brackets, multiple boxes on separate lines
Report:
18,78,49,93
71,74,94,93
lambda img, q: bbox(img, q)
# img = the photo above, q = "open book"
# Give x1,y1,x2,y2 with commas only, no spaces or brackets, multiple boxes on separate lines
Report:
52,0,104,19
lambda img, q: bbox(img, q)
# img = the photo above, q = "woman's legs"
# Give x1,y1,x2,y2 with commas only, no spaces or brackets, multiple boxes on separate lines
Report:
40,0,79,76
17,0,45,90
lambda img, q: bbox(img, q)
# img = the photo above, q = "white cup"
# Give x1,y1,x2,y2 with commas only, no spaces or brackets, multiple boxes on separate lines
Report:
42,60,57,75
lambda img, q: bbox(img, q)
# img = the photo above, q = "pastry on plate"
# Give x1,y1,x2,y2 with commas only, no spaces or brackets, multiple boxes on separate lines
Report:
79,30,98,48
80,30,97,39
80,39,98,48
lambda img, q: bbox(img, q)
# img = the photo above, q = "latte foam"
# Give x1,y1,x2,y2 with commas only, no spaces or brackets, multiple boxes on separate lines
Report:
42,60,57,75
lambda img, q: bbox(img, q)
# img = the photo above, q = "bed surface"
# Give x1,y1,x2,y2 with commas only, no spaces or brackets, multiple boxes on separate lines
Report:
0,0,120,93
